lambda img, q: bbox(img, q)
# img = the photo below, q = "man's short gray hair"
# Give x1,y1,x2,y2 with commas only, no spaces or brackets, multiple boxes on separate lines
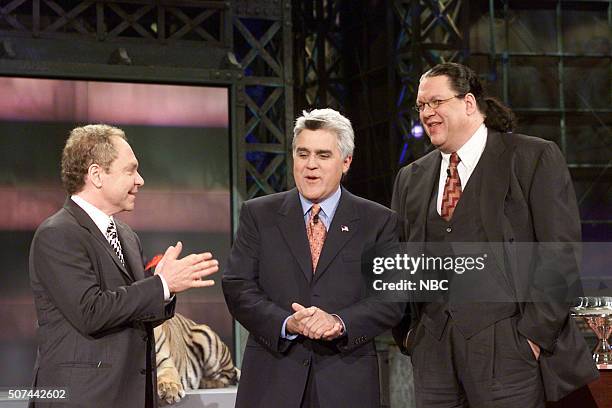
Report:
292,109,355,159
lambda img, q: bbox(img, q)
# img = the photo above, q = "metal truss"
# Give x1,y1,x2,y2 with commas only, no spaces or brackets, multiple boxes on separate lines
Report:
293,0,345,110
0,0,228,43
0,0,294,204
392,0,467,164
476,0,611,230
233,0,294,201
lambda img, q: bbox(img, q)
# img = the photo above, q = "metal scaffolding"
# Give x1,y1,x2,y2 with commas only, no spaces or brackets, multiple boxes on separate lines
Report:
469,0,611,231
293,0,345,111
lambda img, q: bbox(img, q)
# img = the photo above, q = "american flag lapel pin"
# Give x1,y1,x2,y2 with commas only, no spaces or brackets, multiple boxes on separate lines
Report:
341,225,349,232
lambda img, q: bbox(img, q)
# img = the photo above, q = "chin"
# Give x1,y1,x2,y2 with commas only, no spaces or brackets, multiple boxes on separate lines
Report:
122,203,135,212
301,191,322,203
429,136,447,148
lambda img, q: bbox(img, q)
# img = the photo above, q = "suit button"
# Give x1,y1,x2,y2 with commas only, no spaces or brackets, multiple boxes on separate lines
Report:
446,227,452,233
140,369,146,375
302,359,310,366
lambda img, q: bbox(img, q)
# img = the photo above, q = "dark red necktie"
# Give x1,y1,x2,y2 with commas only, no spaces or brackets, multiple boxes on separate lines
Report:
441,152,462,221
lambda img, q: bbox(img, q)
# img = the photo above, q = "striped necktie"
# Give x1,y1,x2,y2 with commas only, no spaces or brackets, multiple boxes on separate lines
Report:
106,219,125,266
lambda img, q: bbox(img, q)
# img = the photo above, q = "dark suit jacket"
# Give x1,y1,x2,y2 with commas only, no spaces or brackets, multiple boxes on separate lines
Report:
391,131,598,401
222,187,405,408
29,198,175,408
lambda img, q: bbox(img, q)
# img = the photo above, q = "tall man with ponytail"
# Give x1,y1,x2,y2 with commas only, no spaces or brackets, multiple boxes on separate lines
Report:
391,63,597,407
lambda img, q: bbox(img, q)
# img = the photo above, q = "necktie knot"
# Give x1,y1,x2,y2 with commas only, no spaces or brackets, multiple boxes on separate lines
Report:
449,152,460,169
310,204,322,222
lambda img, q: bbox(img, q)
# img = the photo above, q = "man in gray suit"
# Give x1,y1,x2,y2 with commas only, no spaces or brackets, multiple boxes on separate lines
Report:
391,63,598,407
29,124,219,407
223,109,404,408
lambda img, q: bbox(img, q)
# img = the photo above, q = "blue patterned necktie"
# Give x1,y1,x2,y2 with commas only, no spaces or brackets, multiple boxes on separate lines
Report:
106,219,125,266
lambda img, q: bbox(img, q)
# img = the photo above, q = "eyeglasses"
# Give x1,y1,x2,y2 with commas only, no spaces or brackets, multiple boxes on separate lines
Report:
414,94,464,113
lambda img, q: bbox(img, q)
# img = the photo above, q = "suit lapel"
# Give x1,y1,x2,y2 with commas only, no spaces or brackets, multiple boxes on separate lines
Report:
63,199,135,283
277,189,314,282
478,131,511,276
406,152,441,242
116,222,144,281
312,188,359,284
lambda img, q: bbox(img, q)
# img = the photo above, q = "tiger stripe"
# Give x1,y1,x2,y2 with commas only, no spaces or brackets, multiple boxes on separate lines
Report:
154,313,240,404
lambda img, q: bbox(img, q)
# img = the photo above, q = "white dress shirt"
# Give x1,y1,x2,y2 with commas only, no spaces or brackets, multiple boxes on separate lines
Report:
436,124,488,215
71,195,171,300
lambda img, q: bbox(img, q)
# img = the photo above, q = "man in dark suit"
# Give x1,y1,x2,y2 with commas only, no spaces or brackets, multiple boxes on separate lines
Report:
29,124,219,407
222,109,404,408
391,63,598,407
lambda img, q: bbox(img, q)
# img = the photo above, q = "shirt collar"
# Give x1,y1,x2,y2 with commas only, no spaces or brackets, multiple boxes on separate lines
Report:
299,186,342,219
440,123,488,172
71,195,114,237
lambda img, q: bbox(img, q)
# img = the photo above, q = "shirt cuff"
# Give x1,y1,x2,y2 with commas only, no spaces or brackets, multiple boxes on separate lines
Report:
331,314,346,336
158,274,171,301
281,316,299,340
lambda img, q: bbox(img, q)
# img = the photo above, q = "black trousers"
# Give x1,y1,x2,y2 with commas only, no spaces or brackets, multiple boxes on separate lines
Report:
411,315,545,408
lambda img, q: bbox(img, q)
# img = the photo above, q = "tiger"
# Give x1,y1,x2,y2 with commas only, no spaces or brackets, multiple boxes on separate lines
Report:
154,312,240,405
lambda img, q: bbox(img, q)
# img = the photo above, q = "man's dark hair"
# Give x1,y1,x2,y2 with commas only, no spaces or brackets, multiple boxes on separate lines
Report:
423,62,516,133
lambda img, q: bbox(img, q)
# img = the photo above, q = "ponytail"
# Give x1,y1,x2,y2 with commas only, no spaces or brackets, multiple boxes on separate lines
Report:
483,97,516,133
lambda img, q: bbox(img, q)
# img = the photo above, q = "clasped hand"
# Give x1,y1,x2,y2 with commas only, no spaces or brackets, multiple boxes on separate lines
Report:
286,302,344,341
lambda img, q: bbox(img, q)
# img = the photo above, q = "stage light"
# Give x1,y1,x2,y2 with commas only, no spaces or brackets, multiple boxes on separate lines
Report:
411,123,424,138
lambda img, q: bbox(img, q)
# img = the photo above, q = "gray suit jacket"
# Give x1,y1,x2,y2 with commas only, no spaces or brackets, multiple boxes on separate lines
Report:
391,131,598,401
222,187,405,408
29,198,175,408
